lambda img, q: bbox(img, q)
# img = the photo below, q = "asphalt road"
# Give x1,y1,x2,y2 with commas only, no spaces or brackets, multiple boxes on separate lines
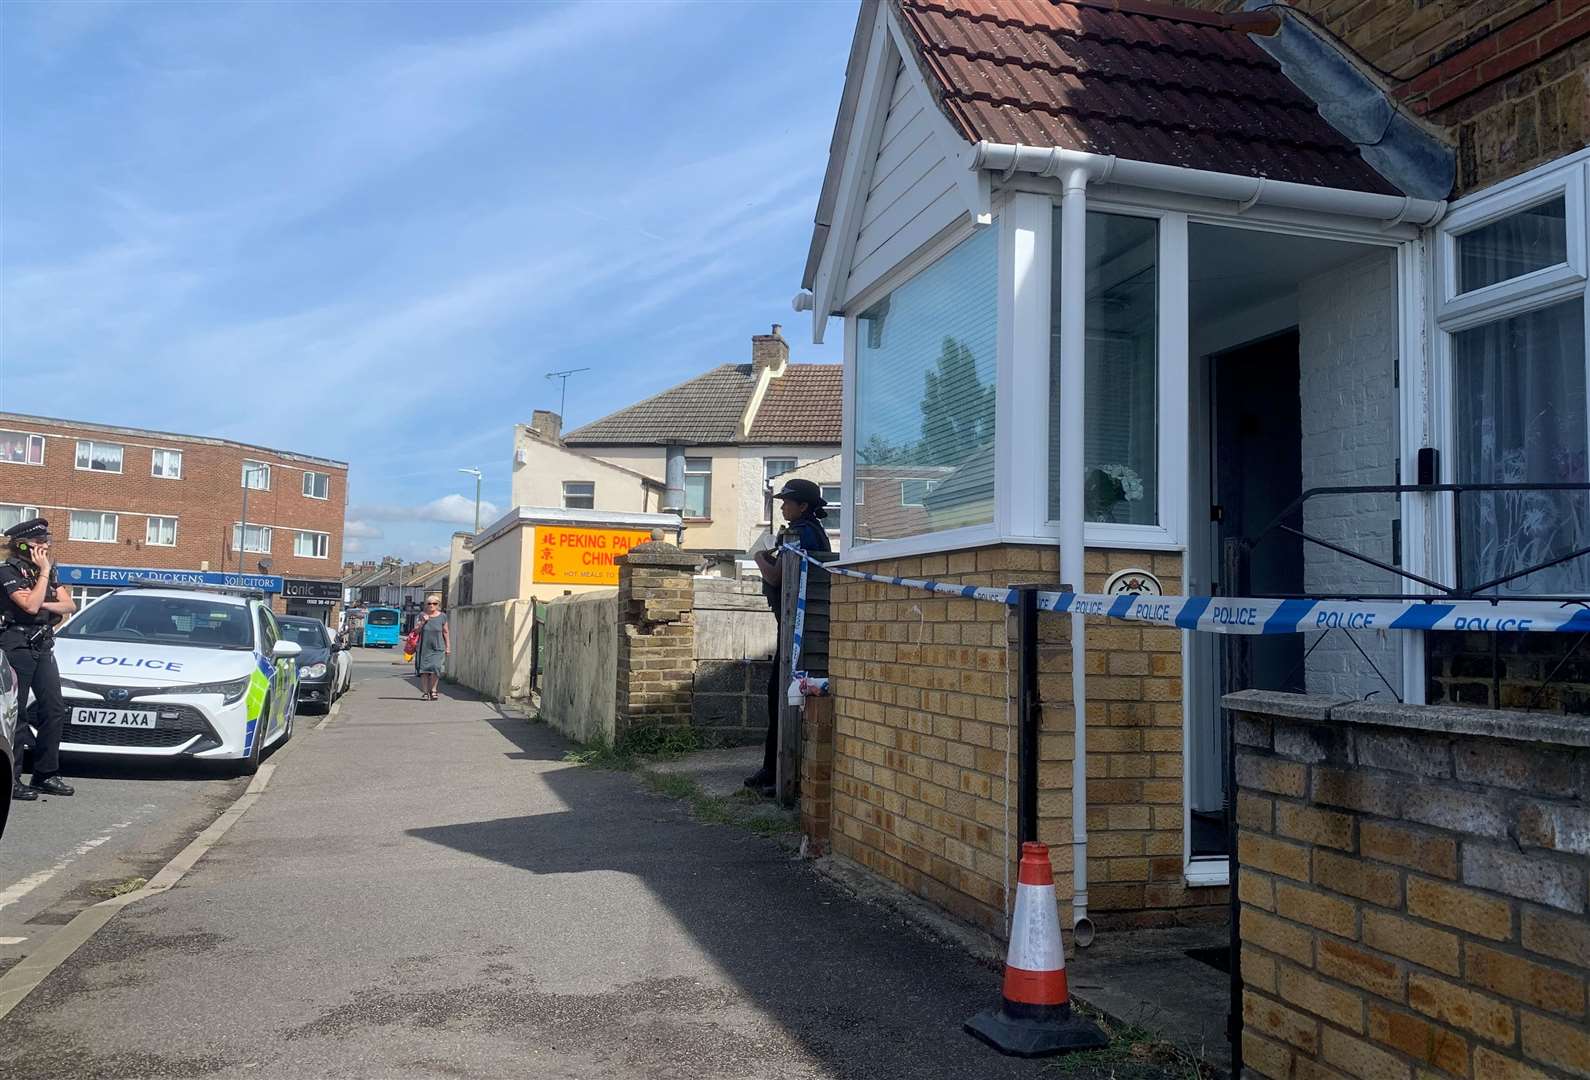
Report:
0,653,1156,1080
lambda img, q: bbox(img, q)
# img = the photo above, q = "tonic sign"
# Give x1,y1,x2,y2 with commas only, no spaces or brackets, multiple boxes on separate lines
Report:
531,527,652,586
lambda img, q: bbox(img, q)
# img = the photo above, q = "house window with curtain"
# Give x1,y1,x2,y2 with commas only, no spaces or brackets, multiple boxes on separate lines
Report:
683,458,712,518
232,524,272,553
1050,210,1159,526
146,516,177,546
821,484,842,535
151,449,183,479
70,511,118,542
1439,159,1588,596
853,224,997,544
762,457,797,521
75,439,124,473
0,505,39,530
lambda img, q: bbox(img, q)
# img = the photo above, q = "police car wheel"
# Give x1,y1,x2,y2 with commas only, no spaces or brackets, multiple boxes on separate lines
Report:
235,699,267,777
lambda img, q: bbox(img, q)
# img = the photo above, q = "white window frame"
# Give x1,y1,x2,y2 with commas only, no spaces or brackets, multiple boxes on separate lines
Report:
75,439,124,474
295,530,330,559
0,430,46,467
562,481,595,510
0,504,40,530
70,510,118,543
1429,152,1590,593
145,515,178,547
151,448,183,479
683,457,713,520
242,460,271,490
761,457,796,522
821,483,842,536
302,471,330,500
232,523,272,553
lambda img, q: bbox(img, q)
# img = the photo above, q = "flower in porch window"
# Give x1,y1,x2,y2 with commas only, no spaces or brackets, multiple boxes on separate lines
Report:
1084,464,1145,522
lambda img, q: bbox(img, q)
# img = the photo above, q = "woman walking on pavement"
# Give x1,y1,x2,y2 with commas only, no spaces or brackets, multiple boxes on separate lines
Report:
415,594,449,701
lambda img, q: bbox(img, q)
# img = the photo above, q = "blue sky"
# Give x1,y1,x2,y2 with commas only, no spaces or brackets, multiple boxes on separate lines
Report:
1,0,849,561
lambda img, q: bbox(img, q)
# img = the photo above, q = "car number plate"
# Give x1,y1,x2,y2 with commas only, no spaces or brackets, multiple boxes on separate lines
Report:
73,707,158,729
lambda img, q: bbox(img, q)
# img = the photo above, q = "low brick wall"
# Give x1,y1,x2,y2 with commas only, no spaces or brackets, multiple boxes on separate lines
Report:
1227,690,1589,1080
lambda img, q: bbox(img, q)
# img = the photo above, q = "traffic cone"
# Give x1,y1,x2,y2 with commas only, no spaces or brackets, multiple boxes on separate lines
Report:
965,842,1108,1057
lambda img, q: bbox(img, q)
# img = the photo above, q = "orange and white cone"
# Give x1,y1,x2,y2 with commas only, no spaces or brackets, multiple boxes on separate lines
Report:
965,842,1107,1057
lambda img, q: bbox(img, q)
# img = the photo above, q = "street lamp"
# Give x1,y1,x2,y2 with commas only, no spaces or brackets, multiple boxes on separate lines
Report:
459,467,483,533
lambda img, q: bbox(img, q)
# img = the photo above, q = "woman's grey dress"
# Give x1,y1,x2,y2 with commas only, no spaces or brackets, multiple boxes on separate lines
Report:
418,613,447,675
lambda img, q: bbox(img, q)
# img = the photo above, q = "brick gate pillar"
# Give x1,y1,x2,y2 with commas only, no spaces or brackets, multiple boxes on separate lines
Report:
614,540,698,737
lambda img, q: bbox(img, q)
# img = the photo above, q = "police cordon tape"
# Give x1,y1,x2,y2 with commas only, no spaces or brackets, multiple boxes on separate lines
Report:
779,546,1590,635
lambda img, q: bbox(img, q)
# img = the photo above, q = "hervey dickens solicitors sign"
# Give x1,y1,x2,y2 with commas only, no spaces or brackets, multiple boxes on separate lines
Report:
60,564,285,593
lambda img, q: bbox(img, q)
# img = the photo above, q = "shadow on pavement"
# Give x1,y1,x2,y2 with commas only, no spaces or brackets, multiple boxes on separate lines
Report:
405,719,1059,1080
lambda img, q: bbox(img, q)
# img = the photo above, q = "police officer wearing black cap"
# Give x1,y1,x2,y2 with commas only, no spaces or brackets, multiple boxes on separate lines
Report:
745,478,832,795
1,518,76,800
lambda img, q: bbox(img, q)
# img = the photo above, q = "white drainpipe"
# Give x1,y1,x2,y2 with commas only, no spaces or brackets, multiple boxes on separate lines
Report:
1057,166,1094,946
969,142,1446,227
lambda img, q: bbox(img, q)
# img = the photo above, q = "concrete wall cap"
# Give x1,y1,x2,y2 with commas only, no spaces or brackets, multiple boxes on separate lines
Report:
546,588,619,606
620,543,700,568
1223,689,1353,722
1225,689,1590,749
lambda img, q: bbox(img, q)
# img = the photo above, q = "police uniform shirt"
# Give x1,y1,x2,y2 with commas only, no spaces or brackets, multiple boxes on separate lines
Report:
0,557,59,630
762,514,833,611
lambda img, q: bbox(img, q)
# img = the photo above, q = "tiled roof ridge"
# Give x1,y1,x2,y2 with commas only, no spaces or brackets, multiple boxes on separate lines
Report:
563,364,751,441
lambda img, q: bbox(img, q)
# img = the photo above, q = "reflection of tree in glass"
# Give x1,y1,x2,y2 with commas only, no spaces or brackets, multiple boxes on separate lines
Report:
859,434,911,465
919,337,994,466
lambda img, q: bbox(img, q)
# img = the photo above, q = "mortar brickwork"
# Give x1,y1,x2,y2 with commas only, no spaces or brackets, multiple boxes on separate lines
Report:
1228,691,1590,1080
827,543,1224,938
614,543,698,734
1181,0,1590,196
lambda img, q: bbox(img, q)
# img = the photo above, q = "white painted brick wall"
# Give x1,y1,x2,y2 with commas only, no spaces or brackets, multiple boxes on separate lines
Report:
1298,251,1403,700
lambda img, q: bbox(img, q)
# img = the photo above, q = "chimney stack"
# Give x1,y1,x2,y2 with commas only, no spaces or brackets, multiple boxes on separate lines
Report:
530,409,562,442
752,324,789,374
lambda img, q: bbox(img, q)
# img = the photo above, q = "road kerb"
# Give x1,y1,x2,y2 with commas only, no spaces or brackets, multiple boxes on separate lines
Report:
0,755,286,1021
315,699,342,732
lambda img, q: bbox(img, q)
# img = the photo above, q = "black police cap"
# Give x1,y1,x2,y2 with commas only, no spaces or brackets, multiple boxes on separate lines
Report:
772,478,826,507
3,517,51,543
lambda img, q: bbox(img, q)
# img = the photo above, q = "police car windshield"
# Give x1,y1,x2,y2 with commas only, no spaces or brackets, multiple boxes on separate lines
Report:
56,595,254,650
277,620,328,648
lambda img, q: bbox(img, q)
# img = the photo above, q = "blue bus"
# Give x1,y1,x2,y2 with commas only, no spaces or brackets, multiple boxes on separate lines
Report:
362,606,402,648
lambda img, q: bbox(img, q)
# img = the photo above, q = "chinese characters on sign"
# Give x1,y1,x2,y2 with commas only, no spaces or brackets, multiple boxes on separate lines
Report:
531,527,652,586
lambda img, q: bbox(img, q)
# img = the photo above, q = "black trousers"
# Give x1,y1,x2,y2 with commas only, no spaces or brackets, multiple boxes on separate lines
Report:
8,642,65,780
763,638,781,776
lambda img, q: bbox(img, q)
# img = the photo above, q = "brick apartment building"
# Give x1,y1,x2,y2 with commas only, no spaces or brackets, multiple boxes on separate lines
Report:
0,413,348,622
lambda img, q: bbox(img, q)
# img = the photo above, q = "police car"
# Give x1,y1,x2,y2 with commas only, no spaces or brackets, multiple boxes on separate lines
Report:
47,585,301,775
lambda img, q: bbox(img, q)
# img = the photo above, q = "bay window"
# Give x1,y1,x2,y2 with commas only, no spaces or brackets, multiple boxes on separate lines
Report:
1438,156,1589,596
852,223,997,544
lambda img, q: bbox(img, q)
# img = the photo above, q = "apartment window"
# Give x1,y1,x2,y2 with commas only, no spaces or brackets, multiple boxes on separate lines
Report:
562,481,595,510
1050,211,1160,526
0,430,44,466
302,471,330,500
295,530,330,558
242,460,271,490
821,484,842,535
762,457,797,521
146,516,177,547
231,524,272,553
70,511,118,543
854,224,997,543
900,479,939,507
151,449,183,479
1438,157,1589,595
75,439,124,473
0,504,40,531
684,457,712,519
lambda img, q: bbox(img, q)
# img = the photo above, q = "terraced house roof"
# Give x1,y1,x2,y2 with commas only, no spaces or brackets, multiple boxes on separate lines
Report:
896,0,1400,194
564,363,842,446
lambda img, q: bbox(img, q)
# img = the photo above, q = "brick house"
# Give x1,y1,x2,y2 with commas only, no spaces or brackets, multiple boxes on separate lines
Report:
792,0,1589,951
0,412,348,621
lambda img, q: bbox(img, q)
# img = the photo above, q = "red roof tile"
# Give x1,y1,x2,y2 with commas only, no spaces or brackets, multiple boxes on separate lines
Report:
747,365,843,443
897,0,1400,195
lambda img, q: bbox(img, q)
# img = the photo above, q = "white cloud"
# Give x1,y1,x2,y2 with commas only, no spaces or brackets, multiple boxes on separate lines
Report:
350,494,500,527
343,519,383,539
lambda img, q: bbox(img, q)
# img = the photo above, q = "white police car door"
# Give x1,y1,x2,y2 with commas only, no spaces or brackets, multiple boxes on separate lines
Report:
255,606,294,739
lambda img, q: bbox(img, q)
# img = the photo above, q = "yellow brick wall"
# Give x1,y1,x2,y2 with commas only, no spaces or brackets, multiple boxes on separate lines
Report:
1231,697,1590,1080
828,543,1225,937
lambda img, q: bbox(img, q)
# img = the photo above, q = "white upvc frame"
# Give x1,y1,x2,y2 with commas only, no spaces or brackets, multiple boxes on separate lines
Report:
74,439,124,474
1428,150,1590,598
151,448,183,479
145,515,178,547
295,530,330,559
242,460,271,491
302,470,330,500
0,429,46,467
69,510,118,543
232,522,272,554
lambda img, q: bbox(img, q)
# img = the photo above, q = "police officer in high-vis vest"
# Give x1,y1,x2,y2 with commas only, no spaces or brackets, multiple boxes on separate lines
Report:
1,518,76,800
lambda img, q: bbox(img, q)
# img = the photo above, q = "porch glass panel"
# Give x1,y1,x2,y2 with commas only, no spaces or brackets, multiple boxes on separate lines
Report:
1453,298,1589,594
1456,195,1568,294
1049,211,1159,524
853,225,997,544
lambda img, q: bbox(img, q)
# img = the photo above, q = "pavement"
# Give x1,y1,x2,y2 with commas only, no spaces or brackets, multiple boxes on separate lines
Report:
0,651,1211,1079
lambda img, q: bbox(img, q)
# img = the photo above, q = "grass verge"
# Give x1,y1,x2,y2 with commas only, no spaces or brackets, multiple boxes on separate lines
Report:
1043,1006,1212,1079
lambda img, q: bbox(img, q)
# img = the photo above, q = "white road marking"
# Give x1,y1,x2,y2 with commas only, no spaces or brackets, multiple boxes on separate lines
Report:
0,937,26,946
0,818,137,913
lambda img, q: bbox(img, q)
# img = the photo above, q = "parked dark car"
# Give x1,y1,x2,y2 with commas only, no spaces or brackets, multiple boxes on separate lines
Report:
1,658,17,841
277,616,350,714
